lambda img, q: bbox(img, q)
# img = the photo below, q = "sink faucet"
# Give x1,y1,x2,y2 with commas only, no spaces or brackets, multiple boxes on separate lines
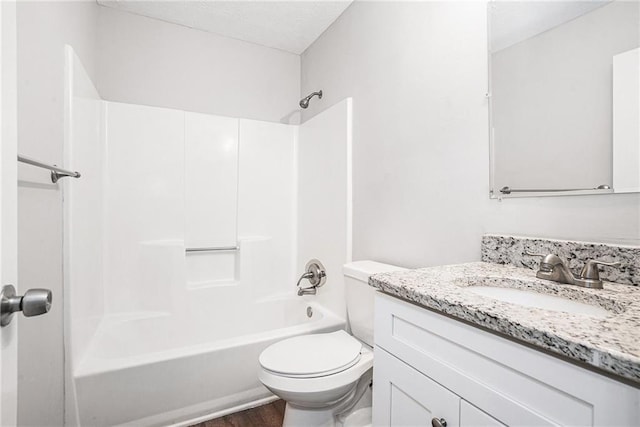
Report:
526,252,622,289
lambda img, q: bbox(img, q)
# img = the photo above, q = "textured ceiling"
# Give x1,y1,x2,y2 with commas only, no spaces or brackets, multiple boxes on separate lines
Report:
97,0,353,54
491,1,609,52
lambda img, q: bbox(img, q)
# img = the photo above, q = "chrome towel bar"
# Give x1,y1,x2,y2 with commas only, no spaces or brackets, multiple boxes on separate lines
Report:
500,185,611,194
185,246,239,253
18,154,81,183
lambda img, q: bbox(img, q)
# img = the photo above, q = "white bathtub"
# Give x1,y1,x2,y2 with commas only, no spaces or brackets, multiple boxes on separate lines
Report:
72,297,344,426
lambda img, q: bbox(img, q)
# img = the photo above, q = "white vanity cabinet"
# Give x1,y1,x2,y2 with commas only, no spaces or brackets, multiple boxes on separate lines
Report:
372,293,640,426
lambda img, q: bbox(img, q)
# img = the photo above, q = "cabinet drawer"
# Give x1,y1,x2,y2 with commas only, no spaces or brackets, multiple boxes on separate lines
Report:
373,347,460,427
374,292,640,426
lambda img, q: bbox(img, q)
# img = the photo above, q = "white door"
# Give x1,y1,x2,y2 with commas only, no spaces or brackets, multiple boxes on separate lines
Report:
0,0,19,425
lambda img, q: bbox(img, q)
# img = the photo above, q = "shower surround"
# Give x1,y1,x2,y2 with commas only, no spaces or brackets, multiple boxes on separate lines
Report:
63,47,352,426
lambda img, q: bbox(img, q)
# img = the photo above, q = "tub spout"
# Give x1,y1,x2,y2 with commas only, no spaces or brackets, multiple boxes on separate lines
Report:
297,286,316,296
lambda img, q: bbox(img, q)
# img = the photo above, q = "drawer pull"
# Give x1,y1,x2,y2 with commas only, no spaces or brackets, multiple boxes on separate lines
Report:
431,418,447,427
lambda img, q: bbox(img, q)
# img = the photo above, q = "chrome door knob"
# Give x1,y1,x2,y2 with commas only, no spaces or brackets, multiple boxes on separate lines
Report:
0,284,52,327
22,289,52,317
431,418,447,427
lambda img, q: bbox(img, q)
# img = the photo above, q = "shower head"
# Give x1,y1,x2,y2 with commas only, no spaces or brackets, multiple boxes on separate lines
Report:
299,90,323,109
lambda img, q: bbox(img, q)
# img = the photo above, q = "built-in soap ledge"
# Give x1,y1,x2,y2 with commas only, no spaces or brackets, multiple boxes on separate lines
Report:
186,252,237,288
185,237,273,290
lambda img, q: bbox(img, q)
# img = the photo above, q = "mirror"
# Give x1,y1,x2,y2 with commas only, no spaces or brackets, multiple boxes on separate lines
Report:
489,1,639,198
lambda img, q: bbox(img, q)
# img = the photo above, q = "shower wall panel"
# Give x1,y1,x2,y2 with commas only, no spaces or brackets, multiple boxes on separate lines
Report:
63,45,104,390
238,119,298,296
298,98,352,318
103,101,185,314
63,46,104,427
100,103,298,313
185,112,239,286
185,112,239,248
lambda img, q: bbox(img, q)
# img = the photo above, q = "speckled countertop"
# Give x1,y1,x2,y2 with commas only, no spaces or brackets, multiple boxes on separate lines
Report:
369,262,640,384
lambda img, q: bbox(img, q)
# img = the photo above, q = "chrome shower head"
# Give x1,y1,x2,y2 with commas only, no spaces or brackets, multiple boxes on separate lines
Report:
299,90,323,109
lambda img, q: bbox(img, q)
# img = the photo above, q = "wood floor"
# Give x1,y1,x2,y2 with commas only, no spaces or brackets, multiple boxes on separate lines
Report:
190,400,286,427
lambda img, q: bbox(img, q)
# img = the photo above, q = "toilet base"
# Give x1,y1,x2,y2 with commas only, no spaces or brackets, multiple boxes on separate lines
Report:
283,404,373,427
283,403,336,427
342,407,372,427
282,381,372,427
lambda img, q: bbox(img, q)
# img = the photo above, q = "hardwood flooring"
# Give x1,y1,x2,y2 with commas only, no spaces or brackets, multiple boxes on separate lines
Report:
190,400,286,427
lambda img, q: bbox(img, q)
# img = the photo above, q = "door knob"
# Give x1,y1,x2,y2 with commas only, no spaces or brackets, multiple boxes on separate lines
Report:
1,284,52,327
431,418,447,427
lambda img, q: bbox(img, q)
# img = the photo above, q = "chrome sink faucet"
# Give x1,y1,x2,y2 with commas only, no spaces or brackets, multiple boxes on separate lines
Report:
526,252,622,289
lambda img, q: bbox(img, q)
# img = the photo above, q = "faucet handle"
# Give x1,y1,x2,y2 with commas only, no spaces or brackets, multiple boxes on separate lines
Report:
525,251,565,269
580,260,622,281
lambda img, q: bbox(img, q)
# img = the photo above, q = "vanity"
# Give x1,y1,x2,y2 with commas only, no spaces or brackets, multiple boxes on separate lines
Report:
369,235,640,426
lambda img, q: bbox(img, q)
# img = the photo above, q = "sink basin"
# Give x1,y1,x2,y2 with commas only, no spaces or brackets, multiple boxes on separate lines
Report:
467,286,610,318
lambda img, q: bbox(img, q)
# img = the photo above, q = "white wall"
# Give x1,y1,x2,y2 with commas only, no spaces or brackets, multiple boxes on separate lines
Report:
16,2,99,426
300,1,640,270
96,5,301,124
492,1,639,190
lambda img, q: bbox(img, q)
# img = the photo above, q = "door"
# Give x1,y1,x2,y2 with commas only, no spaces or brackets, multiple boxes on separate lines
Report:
373,347,460,427
0,0,18,425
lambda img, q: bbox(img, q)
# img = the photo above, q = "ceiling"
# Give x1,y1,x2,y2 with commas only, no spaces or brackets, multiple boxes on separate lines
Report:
97,0,353,54
491,1,610,52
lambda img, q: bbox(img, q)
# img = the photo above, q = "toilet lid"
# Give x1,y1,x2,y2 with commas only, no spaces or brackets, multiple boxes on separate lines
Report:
259,330,362,378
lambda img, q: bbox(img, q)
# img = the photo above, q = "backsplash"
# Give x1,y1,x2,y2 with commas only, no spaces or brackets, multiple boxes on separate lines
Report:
481,234,640,286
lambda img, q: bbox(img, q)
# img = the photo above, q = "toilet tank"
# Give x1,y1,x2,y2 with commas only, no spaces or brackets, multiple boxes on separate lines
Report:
343,261,406,347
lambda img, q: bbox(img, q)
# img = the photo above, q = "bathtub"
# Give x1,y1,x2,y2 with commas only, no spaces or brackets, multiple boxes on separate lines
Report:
72,296,344,426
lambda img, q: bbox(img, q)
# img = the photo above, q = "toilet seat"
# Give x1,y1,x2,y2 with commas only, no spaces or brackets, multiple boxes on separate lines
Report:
259,331,363,378
259,345,373,397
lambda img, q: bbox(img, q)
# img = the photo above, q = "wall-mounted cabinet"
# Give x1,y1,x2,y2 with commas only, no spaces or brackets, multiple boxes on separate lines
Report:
373,293,640,426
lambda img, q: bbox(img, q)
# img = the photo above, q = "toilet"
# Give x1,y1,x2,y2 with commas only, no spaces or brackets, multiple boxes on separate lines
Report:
258,261,405,427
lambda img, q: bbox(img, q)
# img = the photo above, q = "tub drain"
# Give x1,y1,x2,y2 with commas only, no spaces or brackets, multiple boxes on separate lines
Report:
306,306,313,318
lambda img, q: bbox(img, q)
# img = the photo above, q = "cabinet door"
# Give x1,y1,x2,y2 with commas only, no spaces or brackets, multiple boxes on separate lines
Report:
373,347,460,427
460,401,505,427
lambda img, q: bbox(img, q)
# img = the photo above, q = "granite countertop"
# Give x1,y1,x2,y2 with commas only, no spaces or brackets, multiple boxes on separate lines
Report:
369,262,640,384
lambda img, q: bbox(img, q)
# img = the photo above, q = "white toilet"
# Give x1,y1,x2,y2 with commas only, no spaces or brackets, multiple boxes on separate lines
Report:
258,261,405,427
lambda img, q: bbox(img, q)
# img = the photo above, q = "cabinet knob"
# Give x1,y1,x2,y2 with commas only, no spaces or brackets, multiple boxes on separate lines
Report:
431,418,447,427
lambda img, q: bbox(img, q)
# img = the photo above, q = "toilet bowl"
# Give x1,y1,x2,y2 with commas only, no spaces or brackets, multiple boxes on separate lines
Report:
259,331,373,426
258,261,405,427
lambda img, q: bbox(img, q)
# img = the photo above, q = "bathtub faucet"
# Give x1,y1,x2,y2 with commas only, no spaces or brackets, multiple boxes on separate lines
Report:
296,259,327,296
